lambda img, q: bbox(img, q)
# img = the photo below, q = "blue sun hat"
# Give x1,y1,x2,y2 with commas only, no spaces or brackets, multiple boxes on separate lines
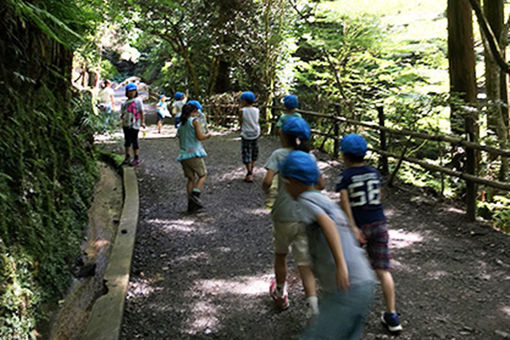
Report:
125,83,137,91
339,133,368,157
282,116,311,141
283,95,299,110
188,100,203,111
280,150,320,186
174,92,184,100
240,91,256,104
160,94,166,99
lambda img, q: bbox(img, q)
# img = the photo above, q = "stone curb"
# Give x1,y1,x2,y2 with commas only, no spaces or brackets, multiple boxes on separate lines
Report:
82,167,139,340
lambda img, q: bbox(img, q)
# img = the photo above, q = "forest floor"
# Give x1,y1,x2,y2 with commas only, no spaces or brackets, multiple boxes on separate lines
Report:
96,93,510,340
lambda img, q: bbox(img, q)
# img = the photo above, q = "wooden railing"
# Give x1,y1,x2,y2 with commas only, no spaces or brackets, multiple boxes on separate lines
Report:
203,103,510,221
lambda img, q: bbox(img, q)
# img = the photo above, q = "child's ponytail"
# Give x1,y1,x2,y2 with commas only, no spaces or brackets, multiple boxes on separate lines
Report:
180,103,196,125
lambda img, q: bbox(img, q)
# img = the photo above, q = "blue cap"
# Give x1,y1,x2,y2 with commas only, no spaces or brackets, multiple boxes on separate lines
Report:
240,91,256,103
188,100,202,111
282,116,310,141
125,83,137,91
280,150,320,186
339,133,367,157
174,92,184,100
283,95,299,109
160,94,166,99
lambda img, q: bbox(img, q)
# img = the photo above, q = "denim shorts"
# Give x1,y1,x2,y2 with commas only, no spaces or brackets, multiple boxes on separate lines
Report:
301,281,374,340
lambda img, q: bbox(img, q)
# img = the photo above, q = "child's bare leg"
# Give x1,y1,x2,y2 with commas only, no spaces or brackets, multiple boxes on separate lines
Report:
297,265,317,297
157,120,162,131
274,252,287,285
186,176,194,196
376,269,396,313
125,147,131,157
195,174,207,191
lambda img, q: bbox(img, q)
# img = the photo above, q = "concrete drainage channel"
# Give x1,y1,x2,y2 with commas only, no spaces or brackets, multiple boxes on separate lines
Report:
82,167,139,340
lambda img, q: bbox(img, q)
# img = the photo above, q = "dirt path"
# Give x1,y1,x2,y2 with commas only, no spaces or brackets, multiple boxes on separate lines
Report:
100,119,510,339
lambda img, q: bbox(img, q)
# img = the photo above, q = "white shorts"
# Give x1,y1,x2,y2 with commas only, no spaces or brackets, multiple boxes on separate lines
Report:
272,221,311,266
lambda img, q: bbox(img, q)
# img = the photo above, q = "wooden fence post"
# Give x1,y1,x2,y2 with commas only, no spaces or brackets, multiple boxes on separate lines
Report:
377,106,389,176
466,139,478,221
334,104,341,158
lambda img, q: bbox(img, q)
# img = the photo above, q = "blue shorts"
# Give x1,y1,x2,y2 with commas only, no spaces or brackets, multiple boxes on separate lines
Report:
301,282,374,340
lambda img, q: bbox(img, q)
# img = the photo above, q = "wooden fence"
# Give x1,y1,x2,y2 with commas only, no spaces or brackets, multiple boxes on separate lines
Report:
203,103,510,221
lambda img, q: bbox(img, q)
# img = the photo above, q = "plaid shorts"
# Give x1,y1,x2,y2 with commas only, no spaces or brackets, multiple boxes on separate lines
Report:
241,138,259,164
360,221,391,270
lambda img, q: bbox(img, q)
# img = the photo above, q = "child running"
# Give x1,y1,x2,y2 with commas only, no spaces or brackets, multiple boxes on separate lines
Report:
120,82,145,166
336,133,403,333
276,94,302,129
280,150,375,340
172,89,189,128
156,94,170,133
239,91,260,182
177,103,211,213
262,117,324,317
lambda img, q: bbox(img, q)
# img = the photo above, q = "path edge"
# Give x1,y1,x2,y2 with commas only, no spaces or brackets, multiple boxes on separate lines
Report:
82,167,139,340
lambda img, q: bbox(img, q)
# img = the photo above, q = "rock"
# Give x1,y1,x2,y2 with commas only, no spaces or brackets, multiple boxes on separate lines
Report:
495,330,510,338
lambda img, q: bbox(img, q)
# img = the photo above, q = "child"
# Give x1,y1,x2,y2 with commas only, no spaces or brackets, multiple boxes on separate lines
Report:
177,103,211,212
276,94,302,129
156,94,170,133
98,80,115,130
239,91,260,182
172,89,189,128
336,133,402,333
120,82,145,166
262,117,324,316
188,100,208,134
280,150,375,340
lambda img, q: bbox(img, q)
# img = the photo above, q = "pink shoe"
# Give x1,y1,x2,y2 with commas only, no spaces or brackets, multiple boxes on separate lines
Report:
269,281,289,310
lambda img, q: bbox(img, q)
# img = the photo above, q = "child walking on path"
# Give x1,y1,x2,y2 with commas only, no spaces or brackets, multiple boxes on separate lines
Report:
177,103,211,213
120,82,145,166
172,90,188,128
276,94,302,129
156,94,170,133
281,150,375,340
262,117,324,316
239,91,260,182
336,133,403,333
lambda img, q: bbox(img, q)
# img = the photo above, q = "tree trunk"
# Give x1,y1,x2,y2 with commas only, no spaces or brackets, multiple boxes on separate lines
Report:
447,0,479,220
483,0,508,181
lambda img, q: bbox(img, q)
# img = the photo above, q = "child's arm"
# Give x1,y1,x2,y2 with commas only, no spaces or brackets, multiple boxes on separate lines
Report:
316,213,349,291
193,119,211,141
262,169,275,194
339,189,365,244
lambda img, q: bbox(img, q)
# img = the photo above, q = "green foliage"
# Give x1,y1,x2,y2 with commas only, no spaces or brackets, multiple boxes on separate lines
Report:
478,195,510,232
1,1,100,338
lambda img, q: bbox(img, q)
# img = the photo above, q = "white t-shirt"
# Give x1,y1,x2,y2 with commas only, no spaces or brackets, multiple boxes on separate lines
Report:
172,99,187,118
98,87,114,104
240,106,260,140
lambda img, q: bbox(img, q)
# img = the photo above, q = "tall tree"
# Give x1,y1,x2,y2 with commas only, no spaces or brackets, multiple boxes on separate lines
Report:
447,0,479,220
482,0,508,181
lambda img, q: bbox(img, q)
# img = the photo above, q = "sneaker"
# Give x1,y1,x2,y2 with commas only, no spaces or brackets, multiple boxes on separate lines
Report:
122,157,131,165
381,312,403,333
269,281,289,310
130,159,141,167
191,192,203,209
244,175,254,183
